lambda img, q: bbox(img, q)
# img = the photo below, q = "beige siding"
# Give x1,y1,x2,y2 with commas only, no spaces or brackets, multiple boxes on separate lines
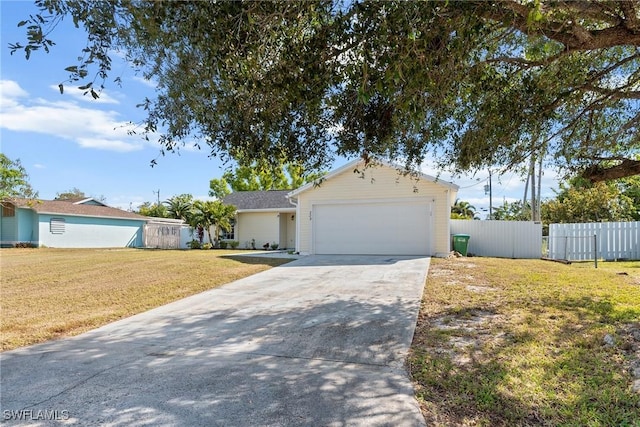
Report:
236,212,281,249
296,164,454,256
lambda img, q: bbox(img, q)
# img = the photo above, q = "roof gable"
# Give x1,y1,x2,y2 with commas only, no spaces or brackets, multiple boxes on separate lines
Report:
75,198,108,206
222,190,294,211
288,158,459,197
52,197,107,206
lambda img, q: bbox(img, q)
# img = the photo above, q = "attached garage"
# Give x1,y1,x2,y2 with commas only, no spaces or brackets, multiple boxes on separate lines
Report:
288,159,458,257
313,200,433,255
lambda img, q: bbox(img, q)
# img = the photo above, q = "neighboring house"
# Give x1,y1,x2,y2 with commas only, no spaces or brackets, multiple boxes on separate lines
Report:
288,159,459,256
222,190,296,250
0,198,150,248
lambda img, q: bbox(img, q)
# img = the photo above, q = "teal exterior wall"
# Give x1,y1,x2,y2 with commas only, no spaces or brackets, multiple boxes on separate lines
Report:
0,210,17,243
17,209,38,243
0,207,37,245
37,214,144,248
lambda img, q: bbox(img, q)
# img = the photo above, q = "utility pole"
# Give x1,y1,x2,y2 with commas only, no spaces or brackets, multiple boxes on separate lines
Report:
484,170,493,220
153,189,160,205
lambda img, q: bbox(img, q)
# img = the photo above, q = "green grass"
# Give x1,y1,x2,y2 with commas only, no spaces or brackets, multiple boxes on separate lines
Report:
409,257,640,426
0,248,291,351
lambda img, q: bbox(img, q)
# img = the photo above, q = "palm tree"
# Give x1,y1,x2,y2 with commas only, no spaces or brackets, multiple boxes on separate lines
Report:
190,200,236,246
451,199,477,220
163,194,193,221
211,202,236,245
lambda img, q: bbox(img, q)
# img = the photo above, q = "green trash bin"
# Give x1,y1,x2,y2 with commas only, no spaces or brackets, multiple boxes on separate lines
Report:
452,234,470,256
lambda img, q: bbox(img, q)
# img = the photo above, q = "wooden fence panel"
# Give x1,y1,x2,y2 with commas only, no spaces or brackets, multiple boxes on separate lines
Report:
144,223,182,249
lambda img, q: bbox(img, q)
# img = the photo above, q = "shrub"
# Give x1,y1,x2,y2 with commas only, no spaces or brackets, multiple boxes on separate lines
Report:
188,240,201,249
271,242,279,250
219,241,228,249
14,242,37,248
202,243,213,250
229,241,239,249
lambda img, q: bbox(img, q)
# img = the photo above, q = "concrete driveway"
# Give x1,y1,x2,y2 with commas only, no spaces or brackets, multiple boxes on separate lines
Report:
1,255,430,426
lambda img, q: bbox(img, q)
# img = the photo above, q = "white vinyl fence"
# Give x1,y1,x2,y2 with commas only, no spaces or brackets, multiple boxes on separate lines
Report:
548,222,640,261
450,220,542,259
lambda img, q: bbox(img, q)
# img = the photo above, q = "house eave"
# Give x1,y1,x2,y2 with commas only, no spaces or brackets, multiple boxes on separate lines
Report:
236,208,296,214
23,208,148,222
287,158,459,198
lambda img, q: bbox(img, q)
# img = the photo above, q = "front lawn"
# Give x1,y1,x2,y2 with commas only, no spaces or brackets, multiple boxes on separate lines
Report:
410,257,640,426
0,248,291,351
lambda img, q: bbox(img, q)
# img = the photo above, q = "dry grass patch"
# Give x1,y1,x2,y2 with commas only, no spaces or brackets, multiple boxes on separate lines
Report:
409,257,640,426
1,248,291,351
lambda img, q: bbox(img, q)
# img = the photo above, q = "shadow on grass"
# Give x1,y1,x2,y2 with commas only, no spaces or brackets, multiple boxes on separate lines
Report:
410,294,640,426
223,254,294,267
552,295,640,323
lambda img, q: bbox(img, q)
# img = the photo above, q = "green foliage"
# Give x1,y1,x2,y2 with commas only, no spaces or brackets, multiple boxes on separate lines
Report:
208,178,231,200
541,179,635,224
137,202,168,218
201,243,213,250
188,239,201,250
163,194,193,220
10,1,640,180
493,200,532,221
55,188,86,200
450,199,477,220
189,200,236,246
617,175,640,220
54,188,107,203
0,154,38,202
218,241,228,249
212,160,324,194
229,241,240,249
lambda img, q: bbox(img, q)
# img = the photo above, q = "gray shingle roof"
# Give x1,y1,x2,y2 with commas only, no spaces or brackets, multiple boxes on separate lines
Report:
222,190,293,210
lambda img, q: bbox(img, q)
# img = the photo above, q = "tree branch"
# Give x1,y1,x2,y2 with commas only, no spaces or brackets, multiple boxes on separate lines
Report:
583,83,640,100
477,1,640,51
583,159,640,182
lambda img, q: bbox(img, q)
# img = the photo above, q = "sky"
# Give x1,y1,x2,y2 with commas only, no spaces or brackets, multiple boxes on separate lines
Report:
0,1,559,217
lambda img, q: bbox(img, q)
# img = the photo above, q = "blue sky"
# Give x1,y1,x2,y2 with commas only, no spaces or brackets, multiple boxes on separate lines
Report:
0,1,558,216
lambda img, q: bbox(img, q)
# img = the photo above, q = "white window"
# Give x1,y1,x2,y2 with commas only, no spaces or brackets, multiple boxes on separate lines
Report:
220,219,235,240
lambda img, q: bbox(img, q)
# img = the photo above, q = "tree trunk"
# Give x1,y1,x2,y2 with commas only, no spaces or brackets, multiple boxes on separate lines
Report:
530,152,537,221
537,154,543,221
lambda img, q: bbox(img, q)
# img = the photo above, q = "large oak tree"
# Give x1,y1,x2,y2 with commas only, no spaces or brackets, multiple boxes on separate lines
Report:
9,1,640,180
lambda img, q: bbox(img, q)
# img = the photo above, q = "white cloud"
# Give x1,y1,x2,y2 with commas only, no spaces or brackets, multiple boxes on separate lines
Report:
0,80,29,109
1,80,29,98
33,163,46,169
132,75,157,89
0,80,152,152
76,137,142,152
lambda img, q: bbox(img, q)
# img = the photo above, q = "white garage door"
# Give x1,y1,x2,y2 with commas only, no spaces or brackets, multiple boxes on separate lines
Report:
313,201,433,255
